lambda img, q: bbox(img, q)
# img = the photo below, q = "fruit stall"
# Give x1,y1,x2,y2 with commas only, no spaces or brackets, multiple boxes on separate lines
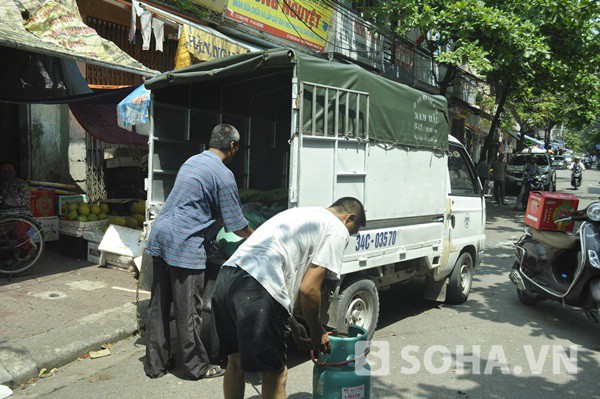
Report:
30,182,147,267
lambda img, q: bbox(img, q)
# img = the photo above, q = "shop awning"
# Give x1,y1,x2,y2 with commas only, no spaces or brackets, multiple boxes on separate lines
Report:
465,122,488,137
507,130,545,146
71,103,148,146
0,0,159,77
69,87,148,146
450,96,494,121
0,46,93,102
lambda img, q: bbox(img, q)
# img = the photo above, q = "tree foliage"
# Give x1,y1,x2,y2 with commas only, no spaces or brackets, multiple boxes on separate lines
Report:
370,0,600,157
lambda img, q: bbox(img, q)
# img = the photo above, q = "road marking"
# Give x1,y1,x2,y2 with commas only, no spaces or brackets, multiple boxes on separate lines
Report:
66,280,107,291
111,286,151,295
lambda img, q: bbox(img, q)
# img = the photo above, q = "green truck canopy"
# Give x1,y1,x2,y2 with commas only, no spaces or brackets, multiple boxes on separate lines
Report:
145,49,449,151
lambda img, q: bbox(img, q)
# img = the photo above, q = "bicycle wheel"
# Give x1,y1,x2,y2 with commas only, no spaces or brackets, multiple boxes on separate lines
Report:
0,215,45,275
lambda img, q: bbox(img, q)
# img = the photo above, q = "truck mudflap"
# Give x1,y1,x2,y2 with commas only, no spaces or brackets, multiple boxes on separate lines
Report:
476,249,484,267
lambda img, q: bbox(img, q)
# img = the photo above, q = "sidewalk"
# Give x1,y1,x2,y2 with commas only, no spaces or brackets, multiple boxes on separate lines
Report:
0,243,148,387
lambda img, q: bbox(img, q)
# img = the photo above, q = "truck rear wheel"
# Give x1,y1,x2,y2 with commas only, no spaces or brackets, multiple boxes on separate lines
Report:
335,275,379,339
446,252,473,304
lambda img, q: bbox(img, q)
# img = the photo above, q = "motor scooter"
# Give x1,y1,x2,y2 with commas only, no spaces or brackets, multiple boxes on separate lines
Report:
510,202,600,323
515,175,544,210
571,165,582,189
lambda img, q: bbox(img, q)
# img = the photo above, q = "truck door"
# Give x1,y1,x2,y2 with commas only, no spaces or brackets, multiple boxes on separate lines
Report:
447,145,485,256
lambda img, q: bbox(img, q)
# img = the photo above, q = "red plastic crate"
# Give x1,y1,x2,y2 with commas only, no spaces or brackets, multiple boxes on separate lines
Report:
525,191,579,232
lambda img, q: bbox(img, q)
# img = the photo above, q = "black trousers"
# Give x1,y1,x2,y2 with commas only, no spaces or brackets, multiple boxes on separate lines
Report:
144,257,209,379
494,179,506,203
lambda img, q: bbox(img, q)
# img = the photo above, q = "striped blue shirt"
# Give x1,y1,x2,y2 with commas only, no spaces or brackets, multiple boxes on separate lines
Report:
146,151,248,269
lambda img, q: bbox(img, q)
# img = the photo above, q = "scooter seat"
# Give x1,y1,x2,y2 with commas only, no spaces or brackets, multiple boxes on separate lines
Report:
529,227,579,250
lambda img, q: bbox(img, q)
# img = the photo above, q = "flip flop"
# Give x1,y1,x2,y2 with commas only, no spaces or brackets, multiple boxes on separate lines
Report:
204,364,225,379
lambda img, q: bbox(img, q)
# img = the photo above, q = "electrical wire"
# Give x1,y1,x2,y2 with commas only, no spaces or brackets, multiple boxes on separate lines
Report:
275,0,387,56
275,0,322,54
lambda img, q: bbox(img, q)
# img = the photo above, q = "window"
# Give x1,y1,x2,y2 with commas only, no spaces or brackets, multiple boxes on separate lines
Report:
448,147,478,196
509,154,549,166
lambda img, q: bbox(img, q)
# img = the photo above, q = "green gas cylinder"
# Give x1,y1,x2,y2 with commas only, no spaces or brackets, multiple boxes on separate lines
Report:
313,325,371,399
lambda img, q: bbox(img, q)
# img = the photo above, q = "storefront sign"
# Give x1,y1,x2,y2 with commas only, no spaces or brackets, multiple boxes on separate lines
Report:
325,9,382,68
175,25,250,68
226,0,332,52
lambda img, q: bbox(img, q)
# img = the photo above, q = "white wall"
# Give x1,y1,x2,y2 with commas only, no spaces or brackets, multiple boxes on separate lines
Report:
28,104,87,191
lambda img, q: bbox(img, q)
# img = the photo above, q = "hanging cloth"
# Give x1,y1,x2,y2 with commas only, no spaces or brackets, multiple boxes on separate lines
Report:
152,18,164,52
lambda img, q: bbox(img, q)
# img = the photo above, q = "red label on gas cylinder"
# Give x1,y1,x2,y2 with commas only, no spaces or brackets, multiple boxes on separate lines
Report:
342,385,365,399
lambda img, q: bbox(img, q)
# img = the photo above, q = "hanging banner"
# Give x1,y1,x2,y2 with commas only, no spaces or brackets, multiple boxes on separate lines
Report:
226,0,332,52
21,1,158,75
174,25,250,69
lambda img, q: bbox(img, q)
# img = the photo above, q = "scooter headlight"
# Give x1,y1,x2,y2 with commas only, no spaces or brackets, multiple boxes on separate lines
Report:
586,202,600,222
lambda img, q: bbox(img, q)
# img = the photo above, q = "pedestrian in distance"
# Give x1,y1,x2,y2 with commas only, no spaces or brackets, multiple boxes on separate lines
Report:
144,124,254,380
211,197,366,399
492,153,508,205
476,156,490,196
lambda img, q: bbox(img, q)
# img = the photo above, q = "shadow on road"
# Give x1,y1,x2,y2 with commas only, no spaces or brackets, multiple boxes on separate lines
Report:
0,243,102,286
409,348,599,399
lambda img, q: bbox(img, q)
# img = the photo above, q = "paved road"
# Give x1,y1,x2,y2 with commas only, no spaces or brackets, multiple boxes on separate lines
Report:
11,169,600,399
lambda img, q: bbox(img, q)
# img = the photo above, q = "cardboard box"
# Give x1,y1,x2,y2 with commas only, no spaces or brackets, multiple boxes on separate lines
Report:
59,218,108,237
98,225,144,270
58,195,87,216
35,216,59,242
30,189,55,217
87,241,101,264
525,191,579,232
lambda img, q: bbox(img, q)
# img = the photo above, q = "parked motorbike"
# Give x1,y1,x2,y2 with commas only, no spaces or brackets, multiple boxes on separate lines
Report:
510,202,600,324
571,165,582,189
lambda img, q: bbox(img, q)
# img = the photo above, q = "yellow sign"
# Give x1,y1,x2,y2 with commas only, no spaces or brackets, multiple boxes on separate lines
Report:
175,25,250,69
226,0,332,52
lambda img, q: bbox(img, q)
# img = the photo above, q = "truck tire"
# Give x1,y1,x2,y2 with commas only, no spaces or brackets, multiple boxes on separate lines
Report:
334,275,379,339
446,252,474,304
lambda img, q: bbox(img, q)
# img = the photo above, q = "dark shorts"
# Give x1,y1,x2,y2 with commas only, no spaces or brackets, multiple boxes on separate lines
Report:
210,266,291,373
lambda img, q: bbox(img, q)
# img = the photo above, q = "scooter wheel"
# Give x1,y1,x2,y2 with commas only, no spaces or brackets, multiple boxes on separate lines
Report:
516,287,538,306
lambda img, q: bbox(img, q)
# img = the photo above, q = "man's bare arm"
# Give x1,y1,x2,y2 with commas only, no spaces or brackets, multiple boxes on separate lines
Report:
299,264,331,353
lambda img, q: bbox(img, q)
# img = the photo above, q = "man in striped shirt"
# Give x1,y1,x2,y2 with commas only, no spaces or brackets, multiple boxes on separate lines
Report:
145,124,253,380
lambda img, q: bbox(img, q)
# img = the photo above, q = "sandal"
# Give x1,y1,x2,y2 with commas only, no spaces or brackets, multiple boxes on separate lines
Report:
203,364,225,379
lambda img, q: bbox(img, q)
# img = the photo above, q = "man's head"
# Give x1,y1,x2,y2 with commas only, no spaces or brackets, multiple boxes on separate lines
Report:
208,124,241,164
498,153,505,161
0,162,16,182
574,156,580,163
529,157,536,165
328,197,366,235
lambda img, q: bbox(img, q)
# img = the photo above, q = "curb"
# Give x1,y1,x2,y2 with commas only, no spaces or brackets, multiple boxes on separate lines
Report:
0,301,148,387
